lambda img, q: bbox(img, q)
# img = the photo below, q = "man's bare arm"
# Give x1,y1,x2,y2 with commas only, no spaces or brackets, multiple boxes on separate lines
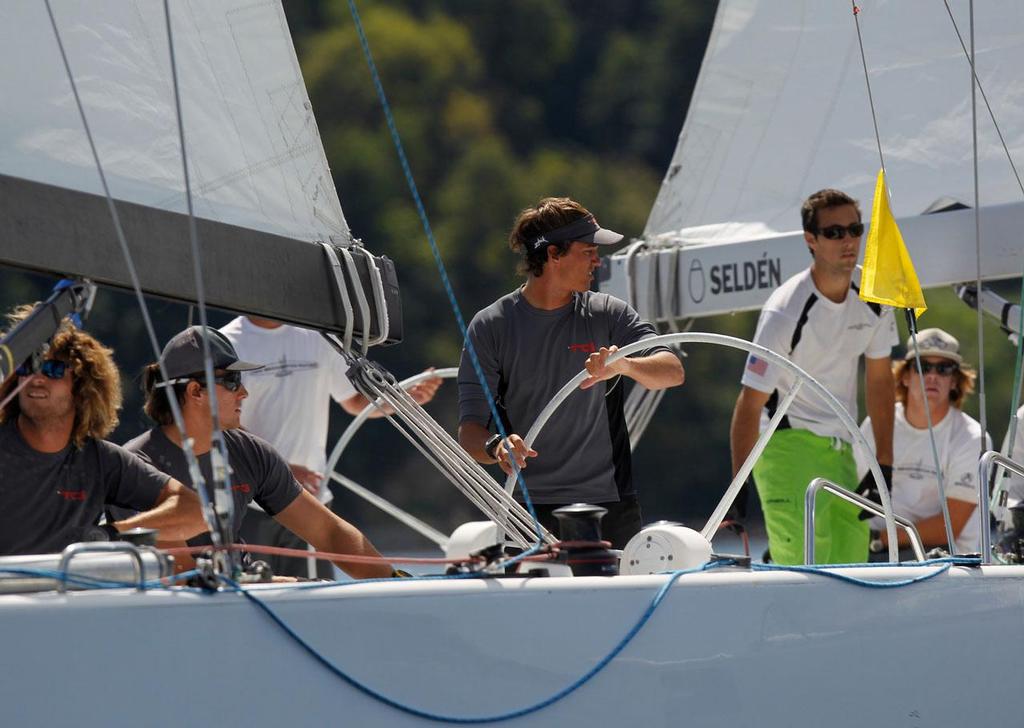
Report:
274,491,392,579
881,499,975,548
580,348,684,391
730,386,772,477
864,356,895,467
114,479,206,541
340,368,443,418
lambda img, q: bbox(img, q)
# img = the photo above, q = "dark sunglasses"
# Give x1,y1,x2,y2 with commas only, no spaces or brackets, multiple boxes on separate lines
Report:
916,361,958,376
164,370,245,392
202,371,245,392
817,222,865,240
15,359,67,379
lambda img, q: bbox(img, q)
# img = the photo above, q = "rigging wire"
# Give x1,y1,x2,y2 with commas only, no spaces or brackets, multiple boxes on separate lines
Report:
162,0,236,568
941,0,1024,541
941,3,1024,453
41,1,223,545
345,0,545,561
851,1,956,553
968,1,989,461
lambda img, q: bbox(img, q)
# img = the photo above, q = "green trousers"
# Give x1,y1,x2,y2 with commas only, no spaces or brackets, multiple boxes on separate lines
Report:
752,428,868,565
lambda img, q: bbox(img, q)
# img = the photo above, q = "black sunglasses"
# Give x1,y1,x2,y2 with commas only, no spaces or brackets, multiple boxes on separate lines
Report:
817,222,865,240
916,361,959,376
15,359,67,379
165,370,244,392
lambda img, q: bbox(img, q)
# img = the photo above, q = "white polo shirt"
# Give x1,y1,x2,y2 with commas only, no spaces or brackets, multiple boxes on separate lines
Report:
741,268,898,441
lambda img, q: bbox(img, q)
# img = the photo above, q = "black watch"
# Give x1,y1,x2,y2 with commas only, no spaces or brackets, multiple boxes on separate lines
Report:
484,434,503,460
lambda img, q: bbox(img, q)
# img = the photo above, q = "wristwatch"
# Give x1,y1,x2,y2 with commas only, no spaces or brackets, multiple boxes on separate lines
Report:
484,433,503,460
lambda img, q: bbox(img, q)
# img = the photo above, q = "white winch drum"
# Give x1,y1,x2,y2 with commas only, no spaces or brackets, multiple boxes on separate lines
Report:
620,523,712,575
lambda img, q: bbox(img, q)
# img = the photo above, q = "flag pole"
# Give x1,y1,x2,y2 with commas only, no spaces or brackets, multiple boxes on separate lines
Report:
904,308,956,554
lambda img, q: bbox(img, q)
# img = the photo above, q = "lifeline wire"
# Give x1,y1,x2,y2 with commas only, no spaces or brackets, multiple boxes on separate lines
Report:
345,0,543,554
221,555,973,723
852,2,954,554
41,1,223,544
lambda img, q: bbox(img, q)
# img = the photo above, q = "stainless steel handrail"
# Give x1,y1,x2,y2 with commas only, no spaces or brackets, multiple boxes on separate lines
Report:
979,450,1024,564
804,478,925,564
57,542,148,593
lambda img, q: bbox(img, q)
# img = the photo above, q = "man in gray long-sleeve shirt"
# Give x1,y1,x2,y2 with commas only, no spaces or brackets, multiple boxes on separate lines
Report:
458,197,684,547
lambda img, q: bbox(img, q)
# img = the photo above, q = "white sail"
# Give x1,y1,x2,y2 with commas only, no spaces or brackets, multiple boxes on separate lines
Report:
0,0,347,244
607,0,1024,321
646,0,1024,240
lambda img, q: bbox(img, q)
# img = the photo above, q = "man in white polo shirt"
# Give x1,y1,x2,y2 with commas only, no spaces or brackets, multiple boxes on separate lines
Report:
221,316,440,577
730,188,897,565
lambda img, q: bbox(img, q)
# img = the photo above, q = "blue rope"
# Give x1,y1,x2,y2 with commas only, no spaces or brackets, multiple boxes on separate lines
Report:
219,561,725,724
750,556,980,588
344,0,542,553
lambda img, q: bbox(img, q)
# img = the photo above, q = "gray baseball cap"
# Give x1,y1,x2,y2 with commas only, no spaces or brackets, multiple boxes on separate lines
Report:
904,327,962,365
160,325,263,380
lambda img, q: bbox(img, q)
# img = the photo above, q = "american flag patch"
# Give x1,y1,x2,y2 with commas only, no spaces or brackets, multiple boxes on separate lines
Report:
746,355,768,376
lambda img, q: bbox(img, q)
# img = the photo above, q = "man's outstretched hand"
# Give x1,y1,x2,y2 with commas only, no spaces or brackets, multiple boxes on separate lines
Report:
407,367,442,405
494,434,538,476
580,346,624,390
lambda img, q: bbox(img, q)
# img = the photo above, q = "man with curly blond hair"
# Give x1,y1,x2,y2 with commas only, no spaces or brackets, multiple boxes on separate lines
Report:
855,328,989,557
0,310,205,556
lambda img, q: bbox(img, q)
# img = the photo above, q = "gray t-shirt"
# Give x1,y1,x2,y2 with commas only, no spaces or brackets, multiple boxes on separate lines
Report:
458,289,664,504
0,418,169,556
122,428,302,544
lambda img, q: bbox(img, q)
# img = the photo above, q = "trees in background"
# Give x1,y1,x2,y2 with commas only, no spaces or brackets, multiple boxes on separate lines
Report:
4,2,1021,545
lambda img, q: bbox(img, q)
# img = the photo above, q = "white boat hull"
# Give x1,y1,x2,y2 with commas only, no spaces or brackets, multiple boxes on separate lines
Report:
2,564,1020,726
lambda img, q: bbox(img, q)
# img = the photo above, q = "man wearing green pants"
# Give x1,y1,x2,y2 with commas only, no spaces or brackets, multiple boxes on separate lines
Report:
730,188,896,564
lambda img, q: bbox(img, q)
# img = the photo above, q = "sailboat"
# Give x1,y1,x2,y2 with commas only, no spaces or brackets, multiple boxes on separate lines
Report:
2,1,1024,726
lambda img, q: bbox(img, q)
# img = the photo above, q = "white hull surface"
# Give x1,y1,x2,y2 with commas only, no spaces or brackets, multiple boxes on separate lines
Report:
2,564,1020,726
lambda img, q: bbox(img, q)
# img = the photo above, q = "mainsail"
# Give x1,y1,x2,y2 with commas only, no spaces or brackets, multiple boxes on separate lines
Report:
0,1,401,341
603,0,1024,321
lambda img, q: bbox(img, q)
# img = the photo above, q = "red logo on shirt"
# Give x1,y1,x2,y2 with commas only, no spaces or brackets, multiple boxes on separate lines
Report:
57,489,87,501
232,483,251,494
568,342,596,354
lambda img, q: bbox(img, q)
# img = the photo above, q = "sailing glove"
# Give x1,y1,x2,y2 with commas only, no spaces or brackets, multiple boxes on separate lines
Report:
856,464,893,520
723,478,752,535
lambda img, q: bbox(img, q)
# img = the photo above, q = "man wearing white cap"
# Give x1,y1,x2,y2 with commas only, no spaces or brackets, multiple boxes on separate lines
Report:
457,196,684,547
855,327,989,556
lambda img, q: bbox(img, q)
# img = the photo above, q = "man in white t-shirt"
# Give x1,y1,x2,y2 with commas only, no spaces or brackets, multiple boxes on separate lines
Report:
856,328,988,557
730,188,898,565
221,316,441,577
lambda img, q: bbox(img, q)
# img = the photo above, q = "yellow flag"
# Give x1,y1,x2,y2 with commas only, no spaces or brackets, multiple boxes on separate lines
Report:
859,168,927,317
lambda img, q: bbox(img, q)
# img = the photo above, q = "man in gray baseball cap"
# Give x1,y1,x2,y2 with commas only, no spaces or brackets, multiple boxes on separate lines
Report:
122,324,396,579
